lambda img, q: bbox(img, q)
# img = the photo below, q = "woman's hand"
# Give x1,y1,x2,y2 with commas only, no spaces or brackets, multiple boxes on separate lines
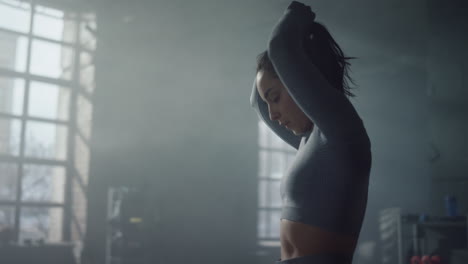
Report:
286,1,316,21
269,1,316,42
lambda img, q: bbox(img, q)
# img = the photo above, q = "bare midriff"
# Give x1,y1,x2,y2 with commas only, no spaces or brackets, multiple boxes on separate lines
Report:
280,219,358,260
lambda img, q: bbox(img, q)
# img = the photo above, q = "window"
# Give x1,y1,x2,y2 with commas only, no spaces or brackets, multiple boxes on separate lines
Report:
257,120,296,247
0,0,96,256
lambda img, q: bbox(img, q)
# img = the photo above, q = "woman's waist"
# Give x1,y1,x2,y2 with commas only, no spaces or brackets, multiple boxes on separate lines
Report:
280,219,358,256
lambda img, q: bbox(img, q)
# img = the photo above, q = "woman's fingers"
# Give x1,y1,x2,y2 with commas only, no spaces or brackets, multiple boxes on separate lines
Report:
286,1,316,21
287,1,306,10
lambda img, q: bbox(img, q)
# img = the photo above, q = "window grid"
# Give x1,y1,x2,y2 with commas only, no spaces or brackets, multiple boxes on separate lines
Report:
0,0,95,244
14,0,35,242
257,120,296,246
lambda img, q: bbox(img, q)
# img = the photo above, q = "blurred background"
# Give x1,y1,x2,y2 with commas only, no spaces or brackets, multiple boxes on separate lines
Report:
0,0,467,263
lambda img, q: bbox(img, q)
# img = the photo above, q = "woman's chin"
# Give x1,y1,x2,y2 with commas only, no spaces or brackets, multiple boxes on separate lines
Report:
292,126,313,136
291,129,302,136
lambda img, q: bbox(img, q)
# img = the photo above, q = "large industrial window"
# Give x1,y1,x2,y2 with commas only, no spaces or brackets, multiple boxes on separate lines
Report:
0,0,95,254
257,120,296,247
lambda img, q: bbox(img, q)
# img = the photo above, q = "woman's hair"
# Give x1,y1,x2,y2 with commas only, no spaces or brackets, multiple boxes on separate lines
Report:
256,21,357,98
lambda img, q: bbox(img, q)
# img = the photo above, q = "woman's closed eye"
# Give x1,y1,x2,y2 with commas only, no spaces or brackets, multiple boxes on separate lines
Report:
265,91,279,103
272,95,280,103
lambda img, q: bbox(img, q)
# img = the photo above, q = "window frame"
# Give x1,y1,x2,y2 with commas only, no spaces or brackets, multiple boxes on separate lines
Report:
0,0,94,244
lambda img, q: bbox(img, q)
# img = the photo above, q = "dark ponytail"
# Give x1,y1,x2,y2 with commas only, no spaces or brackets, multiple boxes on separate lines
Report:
305,21,356,98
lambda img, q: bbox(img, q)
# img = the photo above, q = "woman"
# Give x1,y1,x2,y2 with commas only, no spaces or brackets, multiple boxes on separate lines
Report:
250,1,372,264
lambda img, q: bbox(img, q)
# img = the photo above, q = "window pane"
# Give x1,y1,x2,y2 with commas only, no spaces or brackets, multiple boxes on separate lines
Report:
76,95,93,141
28,81,70,120
0,31,28,72
258,180,268,208
79,64,95,94
258,121,268,148
79,52,95,94
257,210,267,239
71,174,86,241
270,151,286,179
62,17,77,45
74,134,90,179
0,117,22,156
0,163,18,200
35,5,64,18
32,6,64,41
270,133,283,149
283,142,296,152
269,181,281,208
19,207,63,243
0,77,24,115
22,164,65,203
0,206,15,228
24,121,68,160
30,39,74,80
0,0,31,33
286,153,295,168
258,150,268,177
80,51,92,66
268,210,281,238
79,15,96,50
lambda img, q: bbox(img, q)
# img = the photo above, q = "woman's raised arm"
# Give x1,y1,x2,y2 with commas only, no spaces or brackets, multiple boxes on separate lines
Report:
268,2,367,143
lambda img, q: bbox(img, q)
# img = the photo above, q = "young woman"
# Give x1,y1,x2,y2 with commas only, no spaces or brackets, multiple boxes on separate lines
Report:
250,1,372,264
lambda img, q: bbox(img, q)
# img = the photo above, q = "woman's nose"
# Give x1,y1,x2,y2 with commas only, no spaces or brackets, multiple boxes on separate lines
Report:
269,109,280,121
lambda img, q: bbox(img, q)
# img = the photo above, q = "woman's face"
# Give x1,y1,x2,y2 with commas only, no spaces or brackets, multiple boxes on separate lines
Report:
256,70,313,136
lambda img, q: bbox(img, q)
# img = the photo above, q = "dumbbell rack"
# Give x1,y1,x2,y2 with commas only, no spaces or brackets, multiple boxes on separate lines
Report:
379,209,467,264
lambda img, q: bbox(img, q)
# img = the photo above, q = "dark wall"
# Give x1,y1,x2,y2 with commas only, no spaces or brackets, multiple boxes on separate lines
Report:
85,0,266,263
426,0,468,216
